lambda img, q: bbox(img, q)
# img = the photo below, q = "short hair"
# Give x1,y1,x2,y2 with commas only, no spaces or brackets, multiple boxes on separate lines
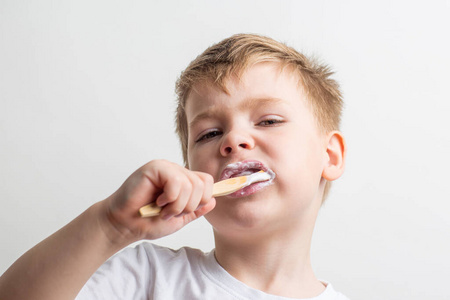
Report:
175,33,343,201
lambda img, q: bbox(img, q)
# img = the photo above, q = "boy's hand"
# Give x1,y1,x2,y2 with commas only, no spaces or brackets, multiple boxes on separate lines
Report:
100,160,216,244
0,159,215,300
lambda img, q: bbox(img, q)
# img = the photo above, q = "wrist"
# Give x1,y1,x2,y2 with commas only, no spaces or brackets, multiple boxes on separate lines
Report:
91,200,139,252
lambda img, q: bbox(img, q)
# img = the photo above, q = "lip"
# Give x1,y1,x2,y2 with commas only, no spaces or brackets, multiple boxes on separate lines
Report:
218,160,276,197
228,180,273,198
219,160,270,181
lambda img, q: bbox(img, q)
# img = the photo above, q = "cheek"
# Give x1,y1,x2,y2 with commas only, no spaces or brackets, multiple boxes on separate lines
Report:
187,145,216,174
186,136,205,169
272,133,324,185
187,148,201,170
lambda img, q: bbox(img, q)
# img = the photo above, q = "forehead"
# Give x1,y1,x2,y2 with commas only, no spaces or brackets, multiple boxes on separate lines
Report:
185,62,304,119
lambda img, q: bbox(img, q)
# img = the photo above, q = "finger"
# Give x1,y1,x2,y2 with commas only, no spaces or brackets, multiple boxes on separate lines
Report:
195,197,216,217
159,177,192,220
178,171,214,216
182,197,217,224
194,172,214,207
181,174,205,215
155,173,184,207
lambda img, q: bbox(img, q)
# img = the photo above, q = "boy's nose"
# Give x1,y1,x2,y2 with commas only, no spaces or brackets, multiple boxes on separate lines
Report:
219,130,255,156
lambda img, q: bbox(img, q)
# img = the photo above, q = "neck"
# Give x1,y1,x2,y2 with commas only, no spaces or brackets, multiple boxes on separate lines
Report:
213,211,325,298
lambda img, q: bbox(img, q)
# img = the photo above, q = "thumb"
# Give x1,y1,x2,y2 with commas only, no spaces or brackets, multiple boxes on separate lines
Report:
182,198,216,224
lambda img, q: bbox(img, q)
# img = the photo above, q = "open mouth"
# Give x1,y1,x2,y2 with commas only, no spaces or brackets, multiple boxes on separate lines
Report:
219,160,276,197
220,160,275,181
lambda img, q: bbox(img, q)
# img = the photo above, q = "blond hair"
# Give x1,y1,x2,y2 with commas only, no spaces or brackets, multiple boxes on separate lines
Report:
175,33,343,200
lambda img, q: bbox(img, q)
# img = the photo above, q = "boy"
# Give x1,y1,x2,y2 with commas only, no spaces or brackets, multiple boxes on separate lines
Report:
0,34,348,299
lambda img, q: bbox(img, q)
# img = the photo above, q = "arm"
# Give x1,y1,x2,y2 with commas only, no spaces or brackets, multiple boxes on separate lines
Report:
0,160,216,300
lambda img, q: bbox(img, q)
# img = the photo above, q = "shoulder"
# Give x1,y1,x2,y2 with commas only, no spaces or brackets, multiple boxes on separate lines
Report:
318,281,351,300
115,242,210,278
131,242,207,264
76,243,210,299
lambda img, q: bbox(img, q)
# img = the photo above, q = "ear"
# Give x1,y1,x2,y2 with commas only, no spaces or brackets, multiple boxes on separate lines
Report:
322,131,347,181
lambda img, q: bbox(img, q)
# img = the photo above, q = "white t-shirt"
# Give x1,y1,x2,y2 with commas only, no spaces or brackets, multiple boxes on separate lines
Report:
76,242,349,300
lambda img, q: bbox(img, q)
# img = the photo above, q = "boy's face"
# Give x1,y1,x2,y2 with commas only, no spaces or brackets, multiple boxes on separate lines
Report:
185,62,328,236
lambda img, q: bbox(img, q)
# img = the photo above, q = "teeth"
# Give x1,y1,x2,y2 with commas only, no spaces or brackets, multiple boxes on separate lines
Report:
240,171,257,176
231,172,252,178
221,161,268,180
231,170,261,178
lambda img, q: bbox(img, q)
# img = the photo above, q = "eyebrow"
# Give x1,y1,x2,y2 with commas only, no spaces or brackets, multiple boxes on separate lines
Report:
188,97,285,129
239,97,285,111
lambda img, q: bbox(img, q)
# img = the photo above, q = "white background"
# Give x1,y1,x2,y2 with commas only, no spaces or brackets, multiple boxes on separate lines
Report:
1,1,449,299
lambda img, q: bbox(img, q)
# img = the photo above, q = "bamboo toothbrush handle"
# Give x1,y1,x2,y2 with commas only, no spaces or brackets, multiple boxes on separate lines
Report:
139,203,162,217
139,177,247,217
138,171,266,218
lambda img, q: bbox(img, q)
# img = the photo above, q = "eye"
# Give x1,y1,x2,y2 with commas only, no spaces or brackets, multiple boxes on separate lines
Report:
258,118,285,126
195,130,223,143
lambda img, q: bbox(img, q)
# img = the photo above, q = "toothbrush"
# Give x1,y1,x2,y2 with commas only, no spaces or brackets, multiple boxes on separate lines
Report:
139,171,271,217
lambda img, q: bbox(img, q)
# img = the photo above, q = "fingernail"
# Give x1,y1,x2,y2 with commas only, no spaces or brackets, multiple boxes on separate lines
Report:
157,201,167,207
161,213,172,221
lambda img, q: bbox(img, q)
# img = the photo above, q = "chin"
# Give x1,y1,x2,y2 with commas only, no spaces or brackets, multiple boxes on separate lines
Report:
206,196,279,234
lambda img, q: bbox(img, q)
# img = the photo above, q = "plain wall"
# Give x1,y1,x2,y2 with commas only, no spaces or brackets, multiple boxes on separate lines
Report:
1,1,449,299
